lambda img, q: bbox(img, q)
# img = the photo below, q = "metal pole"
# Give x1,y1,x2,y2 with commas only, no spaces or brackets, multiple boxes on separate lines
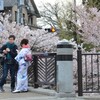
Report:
77,47,83,96
73,0,77,44
17,0,24,24
33,55,39,88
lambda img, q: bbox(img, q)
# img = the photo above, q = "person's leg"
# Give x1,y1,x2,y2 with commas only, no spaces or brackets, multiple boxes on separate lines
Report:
19,64,28,91
13,63,28,93
0,64,9,92
10,64,15,92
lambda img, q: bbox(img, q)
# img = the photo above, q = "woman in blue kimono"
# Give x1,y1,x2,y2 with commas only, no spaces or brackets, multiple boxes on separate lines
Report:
13,39,32,93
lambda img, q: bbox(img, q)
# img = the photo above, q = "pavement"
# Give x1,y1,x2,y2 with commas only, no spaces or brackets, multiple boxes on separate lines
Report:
0,84,100,100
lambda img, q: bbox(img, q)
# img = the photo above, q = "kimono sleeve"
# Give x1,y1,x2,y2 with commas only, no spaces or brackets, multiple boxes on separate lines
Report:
15,49,27,62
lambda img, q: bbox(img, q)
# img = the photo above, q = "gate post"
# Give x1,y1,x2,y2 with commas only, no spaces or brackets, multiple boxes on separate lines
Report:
33,55,39,88
77,47,83,96
56,39,75,97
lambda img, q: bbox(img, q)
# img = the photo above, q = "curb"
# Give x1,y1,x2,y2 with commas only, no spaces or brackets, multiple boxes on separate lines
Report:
28,87,56,96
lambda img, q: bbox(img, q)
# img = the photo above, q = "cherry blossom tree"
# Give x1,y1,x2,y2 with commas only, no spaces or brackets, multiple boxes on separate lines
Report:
1,11,100,92
73,6,100,48
72,6,100,92
0,14,59,52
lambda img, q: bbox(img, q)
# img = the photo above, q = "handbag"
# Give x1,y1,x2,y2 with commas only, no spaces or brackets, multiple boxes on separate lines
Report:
0,57,5,65
0,54,6,65
24,54,33,62
24,50,33,62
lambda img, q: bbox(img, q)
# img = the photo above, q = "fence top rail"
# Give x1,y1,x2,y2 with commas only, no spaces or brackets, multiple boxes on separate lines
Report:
82,53,100,55
32,52,57,56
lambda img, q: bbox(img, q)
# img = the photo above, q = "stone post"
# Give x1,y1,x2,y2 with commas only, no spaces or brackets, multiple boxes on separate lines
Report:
56,39,75,97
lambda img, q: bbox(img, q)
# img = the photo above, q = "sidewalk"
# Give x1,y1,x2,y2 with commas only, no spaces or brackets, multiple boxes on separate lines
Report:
0,84,100,100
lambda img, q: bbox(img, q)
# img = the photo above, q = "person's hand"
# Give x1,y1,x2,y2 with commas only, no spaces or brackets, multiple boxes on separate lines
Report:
3,50,7,54
16,49,19,54
6,48,10,52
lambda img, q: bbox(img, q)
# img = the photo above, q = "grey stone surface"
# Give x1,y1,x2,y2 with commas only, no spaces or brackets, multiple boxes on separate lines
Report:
28,87,56,96
1,84,100,100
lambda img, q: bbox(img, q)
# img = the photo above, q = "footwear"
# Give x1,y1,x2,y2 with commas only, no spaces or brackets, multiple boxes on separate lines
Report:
11,88,15,92
12,90,21,93
0,87,5,93
21,90,28,92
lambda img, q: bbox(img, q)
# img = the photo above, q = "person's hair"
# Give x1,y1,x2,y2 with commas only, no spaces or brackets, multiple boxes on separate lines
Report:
20,39,29,46
8,35,15,40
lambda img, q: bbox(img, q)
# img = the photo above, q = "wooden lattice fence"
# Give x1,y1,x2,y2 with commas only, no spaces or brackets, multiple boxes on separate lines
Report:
0,53,57,88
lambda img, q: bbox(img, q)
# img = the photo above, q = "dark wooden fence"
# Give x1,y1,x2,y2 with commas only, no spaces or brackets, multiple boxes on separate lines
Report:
0,53,57,89
77,48,100,96
33,53,56,88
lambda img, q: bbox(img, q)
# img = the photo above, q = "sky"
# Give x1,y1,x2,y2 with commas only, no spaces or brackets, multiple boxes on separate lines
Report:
34,0,82,8
34,0,82,28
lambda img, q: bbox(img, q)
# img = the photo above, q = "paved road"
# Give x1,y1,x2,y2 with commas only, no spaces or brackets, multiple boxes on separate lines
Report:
0,84,52,100
0,84,84,100
1,84,100,100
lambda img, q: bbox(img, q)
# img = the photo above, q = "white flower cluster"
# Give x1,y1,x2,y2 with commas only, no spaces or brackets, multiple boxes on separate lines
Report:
73,6,100,47
0,14,59,52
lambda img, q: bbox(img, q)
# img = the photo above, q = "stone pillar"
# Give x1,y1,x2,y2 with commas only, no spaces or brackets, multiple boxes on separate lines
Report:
56,39,75,97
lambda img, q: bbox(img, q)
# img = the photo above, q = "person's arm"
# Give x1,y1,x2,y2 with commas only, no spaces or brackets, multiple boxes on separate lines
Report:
15,49,29,63
0,45,7,54
15,49,25,62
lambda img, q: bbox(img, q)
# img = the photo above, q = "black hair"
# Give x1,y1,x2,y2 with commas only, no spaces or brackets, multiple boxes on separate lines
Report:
20,39,29,46
8,35,15,40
